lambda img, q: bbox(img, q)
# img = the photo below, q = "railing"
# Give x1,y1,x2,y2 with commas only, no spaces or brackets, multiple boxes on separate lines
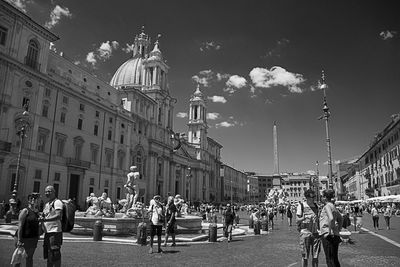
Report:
66,158,91,169
386,179,400,187
0,140,12,152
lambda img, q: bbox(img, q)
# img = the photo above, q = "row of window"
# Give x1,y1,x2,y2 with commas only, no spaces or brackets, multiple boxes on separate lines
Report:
365,129,400,165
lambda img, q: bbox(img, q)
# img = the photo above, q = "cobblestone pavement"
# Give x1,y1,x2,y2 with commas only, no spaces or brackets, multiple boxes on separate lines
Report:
1,212,400,266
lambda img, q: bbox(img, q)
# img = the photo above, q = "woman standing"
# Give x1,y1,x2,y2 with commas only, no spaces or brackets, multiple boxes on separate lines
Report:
383,205,392,230
371,204,379,231
319,189,343,267
163,196,177,247
286,205,293,226
15,193,41,267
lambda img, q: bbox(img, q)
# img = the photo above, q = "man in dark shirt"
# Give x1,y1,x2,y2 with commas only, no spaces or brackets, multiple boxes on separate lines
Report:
224,204,235,242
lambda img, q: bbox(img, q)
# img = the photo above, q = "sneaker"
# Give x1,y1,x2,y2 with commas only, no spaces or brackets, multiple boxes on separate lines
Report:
158,249,163,253
148,248,153,254
171,243,176,247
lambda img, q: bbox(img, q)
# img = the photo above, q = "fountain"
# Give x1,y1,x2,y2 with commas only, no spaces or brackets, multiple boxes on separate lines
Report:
72,193,202,236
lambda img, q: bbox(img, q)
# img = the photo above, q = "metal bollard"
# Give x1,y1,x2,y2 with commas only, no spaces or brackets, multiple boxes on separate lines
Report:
93,220,103,241
254,221,261,235
249,215,254,229
261,217,268,231
136,222,147,245
209,223,217,242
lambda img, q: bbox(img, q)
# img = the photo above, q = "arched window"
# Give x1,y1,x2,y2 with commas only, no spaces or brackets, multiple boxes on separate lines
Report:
26,39,39,69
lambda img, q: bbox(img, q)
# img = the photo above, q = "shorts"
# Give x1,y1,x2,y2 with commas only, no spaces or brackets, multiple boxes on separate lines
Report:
150,225,162,237
299,232,321,259
43,232,63,260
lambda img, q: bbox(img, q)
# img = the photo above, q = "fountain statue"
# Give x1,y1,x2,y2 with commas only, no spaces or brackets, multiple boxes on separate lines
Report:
124,165,140,208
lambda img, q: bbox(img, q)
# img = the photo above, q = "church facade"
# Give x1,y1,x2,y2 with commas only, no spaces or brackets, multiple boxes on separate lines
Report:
0,0,222,208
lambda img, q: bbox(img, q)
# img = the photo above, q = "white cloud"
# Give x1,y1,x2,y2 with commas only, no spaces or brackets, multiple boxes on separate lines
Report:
7,0,30,13
226,75,247,88
192,69,214,87
215,117,243,128
176,112,188,118
224,75,247,94
86,52,97,66
216,73,230,81
192,70,232,88
98,41,119,60
122,43,134,53
200,41,222,52
223,87,236,94
207,112,220,120
85,40,119,67
45,5,72,29
380,30,397,40
215,121,235,128
207,96,227,103
249,66,305,93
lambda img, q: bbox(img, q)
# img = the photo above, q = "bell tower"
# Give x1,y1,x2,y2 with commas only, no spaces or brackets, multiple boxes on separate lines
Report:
188,84,208,151
132,26,150,58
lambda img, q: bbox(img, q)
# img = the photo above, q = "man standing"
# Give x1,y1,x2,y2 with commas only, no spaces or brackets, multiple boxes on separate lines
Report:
148,195,164,254
40,185,63,267
296,189,320,267
224,204,235,242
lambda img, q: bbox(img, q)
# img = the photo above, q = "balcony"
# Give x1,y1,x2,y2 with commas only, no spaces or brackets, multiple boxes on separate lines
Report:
66,158,91,169
0,140,12,153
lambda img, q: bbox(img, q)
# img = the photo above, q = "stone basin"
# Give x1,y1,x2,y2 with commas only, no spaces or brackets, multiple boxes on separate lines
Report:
175,215,202,234
72,212,202,236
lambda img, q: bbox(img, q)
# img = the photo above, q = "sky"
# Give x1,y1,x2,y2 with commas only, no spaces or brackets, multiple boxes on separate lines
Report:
9,0,400,175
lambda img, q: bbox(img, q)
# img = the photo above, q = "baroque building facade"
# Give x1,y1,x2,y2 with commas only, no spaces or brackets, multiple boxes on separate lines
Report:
342,114,400,199
0,0,222,208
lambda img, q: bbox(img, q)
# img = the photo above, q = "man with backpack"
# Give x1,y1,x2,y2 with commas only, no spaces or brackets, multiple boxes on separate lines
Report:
40,185,63,267
296,189,321,267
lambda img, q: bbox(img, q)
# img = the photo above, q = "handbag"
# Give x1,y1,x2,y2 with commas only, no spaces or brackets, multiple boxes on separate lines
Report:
10,247,27,265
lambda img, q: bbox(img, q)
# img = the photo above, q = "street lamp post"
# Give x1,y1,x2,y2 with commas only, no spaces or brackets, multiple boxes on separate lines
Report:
230,176,233,205
187,167,192,207
316,161,320,203
319,70,334,190
12,103,31,201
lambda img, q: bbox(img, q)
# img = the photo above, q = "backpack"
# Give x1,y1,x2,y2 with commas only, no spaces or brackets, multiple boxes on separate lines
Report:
52,199,76,232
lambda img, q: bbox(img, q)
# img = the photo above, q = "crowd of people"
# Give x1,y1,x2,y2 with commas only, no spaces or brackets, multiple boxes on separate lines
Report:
4,171,399,266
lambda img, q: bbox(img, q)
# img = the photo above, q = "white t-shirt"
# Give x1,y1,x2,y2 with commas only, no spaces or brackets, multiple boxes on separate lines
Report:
43,199,63,233
148,200,163,226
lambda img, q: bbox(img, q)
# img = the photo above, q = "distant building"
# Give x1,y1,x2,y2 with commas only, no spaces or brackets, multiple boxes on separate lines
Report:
247,175,259,204
220,164,248,204
342,114,400,199
281,173,312,203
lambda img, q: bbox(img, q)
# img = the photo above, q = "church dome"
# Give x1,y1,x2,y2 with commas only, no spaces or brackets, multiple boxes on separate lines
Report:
110,56,144,88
